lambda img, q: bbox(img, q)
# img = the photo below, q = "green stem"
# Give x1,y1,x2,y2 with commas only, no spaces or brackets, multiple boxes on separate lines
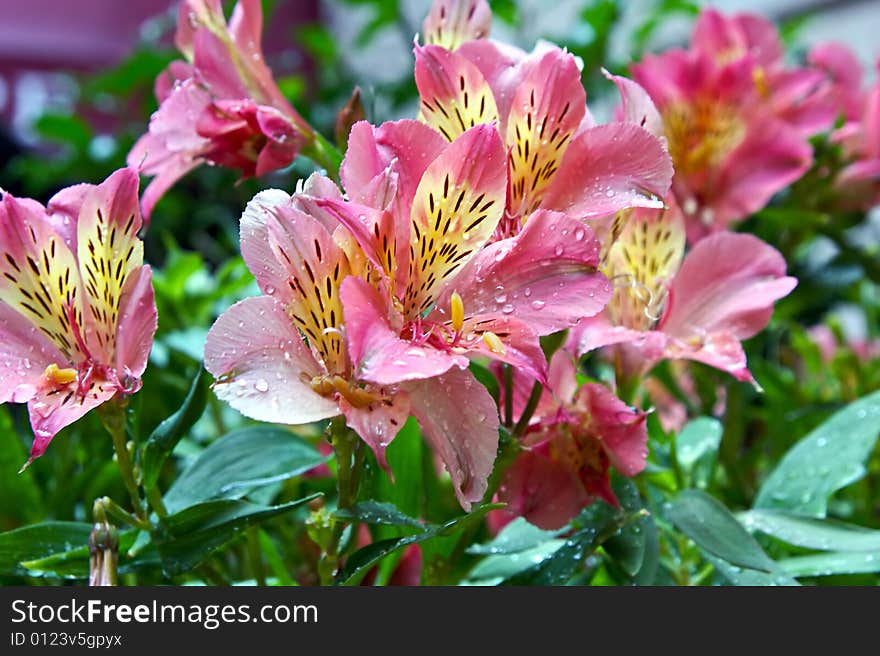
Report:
303,132,344,183
511,381,543,441
246,528,267,586
318,418,364,585
98,402,147,523
503,365,514,428
145,485,168,519
96,496,151,532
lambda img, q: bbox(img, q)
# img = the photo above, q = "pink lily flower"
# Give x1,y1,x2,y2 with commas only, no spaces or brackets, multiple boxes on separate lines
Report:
128,0,312,220
412,33,673,236
689,9,835,135
316,121,614,384
569,200,797,385
0,168,157,464
497,350,648,530
810,45,880,210
631,8,822,240
204,180,500,510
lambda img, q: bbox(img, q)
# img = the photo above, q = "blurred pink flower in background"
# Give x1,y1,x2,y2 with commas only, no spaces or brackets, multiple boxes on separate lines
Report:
632,9,832,241
810,44,880,210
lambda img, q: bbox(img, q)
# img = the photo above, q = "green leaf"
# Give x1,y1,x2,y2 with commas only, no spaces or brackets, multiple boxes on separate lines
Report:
141,367,209,491
667,489,775,572
675,417,722,487
467,517,561,555
164,426,325,513
755,390,880,517
739,509,880,552
778,552,880,577
465,540,565,584
336,504,500,585
33,114,92,151
0,522,92,576
0,408,43,524
335,501,425,528
602,478,656,580
21,531,157,580
706,555,799,586
156,496,319,575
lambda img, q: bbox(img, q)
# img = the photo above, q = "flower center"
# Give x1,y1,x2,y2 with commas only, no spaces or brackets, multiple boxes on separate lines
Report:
662,98,745,178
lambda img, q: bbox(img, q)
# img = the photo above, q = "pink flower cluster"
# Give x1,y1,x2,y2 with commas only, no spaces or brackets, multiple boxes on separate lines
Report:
0,1,820,531
197,1,796,526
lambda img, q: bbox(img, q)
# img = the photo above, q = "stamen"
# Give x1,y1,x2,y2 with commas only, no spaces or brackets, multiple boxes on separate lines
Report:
450,291,464,333
482,331,506,355
44,363,77,386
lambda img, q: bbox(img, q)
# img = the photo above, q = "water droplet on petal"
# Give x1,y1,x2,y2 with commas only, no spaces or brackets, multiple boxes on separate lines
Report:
255,379,269,393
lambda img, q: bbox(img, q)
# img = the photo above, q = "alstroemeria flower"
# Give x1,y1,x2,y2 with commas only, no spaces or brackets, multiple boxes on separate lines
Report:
810,46,880,210
689,9,835,135
0,168,156,463
497,351,648,530
128,0,312,220
412,34,672,236
204,182,500,509
569,201,797,384
314,121,614,386
631,8,822,240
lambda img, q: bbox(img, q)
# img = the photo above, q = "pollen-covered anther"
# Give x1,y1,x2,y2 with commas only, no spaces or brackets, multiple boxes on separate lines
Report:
450,291,464,332
481,331,506,355
310,374,379,409
44,363,77,387
752,66,770,99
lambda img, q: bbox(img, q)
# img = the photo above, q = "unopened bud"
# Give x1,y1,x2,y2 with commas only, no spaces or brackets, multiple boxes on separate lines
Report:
335,87,366,150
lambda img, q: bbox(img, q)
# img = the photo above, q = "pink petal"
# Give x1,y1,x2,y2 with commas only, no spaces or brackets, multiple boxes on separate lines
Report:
341,119,447,216
435,209,612,335
264,205,352,374
504,47,586,217
406,123,507,316
340,391,411,471
0,301,66,404
692,9,783,69
414,44,499,142
239,189,299,301
662,331,754,383
707,115,811,230
422,0,492,50
0,192,86,363
577,383,648,476
404,366,499,509
569,314,668,360
340,277,467,385
27,380,118,461
659,232,797,341
114,266,157,379
458,316,547,383
604,69,665,139
498,449,586,530
76,168,145,364
541,122,673,218
457,39,527,126
204,296,339,424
